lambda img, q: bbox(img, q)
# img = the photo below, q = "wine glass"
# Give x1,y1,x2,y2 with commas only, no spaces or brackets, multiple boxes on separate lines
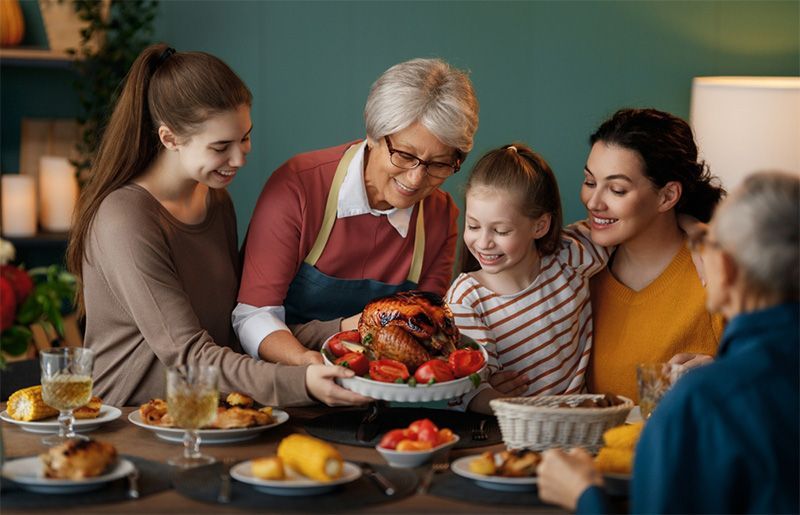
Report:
636,362,687,420
166,365,219,468
39,347,95,446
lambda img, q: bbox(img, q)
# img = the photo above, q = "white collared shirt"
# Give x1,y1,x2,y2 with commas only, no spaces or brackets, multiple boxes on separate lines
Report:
234,140,413,357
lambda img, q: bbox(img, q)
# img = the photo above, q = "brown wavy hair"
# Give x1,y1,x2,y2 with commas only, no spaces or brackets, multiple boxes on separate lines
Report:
66,43,252,315
459,143,563,274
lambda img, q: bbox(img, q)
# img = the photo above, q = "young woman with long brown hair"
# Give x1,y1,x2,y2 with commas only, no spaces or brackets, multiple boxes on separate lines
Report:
67,43,368,408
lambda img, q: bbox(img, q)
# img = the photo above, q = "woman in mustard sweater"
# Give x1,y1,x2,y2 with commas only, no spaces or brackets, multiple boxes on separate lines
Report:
581,108,725,401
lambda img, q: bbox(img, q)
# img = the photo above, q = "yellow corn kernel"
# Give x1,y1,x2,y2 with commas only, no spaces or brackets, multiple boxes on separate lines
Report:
277,434,343,482
7,386,59,421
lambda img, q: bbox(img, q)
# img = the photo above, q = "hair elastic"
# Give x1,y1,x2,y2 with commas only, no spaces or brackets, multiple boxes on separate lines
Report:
154,47,176,70
506,145,518,153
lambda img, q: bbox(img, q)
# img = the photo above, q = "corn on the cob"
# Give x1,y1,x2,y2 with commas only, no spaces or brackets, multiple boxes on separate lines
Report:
277,434,343,482
251,456,285,480
7,386,59,421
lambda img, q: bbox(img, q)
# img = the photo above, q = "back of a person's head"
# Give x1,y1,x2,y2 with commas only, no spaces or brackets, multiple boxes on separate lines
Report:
714,171,800,302
465,143,563,255
364,58,479,155
590,108,725,222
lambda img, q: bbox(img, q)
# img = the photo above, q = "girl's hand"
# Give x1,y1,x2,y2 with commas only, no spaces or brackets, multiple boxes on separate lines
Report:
669,352,713,369
305,364,372,406
489,370,529,396
340,313,361,331
537,448,603,510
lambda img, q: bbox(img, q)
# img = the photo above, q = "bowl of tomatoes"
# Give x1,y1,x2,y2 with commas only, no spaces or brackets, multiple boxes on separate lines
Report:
322,330,488,402
376,418,460,468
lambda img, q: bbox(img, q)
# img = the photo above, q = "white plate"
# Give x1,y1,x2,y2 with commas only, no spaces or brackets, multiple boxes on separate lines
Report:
0,406,122,434
626,406,643,424
127,408,289,444
2,456,134,494
322,335,488,402
451,455,537,492
230,460,361,496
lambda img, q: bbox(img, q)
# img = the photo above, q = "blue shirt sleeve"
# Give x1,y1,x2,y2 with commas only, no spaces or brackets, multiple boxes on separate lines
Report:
576,485,612,514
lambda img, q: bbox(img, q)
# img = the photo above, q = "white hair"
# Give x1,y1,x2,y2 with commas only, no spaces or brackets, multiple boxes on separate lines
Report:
364,58,479,154
714,171,800,301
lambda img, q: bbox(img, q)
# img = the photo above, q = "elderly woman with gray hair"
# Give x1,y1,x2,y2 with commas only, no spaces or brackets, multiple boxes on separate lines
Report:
537,171,799,514
234,58,479,365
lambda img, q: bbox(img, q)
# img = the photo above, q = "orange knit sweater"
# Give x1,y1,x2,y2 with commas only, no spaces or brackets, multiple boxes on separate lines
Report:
587,244,724,401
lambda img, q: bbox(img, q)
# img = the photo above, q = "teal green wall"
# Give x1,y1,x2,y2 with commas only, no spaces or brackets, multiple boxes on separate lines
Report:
3,1,798,246
151,0,799,241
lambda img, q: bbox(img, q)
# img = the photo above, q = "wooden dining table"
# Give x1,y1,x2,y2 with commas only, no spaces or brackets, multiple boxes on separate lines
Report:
2,405,564,514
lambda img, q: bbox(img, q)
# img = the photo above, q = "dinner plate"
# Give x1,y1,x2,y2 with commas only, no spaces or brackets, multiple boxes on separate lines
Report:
127,408,289,444
2,456,134,494
451,455,537,492
0,406,122,434
230,460,361,496
322,334,488,402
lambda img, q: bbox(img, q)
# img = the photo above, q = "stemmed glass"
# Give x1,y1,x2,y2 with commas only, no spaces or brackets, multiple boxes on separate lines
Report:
39,347,95,446
636,362,687,420
166,365,219,468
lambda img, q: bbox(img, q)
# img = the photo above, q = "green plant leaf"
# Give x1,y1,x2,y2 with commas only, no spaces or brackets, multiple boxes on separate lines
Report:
0,326,32,356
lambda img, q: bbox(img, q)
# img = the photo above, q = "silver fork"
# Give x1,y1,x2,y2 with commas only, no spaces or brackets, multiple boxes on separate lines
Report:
472,419,489,441
126,467,140,499
416,455,450,494
217,458,236,504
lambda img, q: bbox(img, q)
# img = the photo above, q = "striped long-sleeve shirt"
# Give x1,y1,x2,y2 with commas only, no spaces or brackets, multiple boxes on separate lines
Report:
446,224,610,407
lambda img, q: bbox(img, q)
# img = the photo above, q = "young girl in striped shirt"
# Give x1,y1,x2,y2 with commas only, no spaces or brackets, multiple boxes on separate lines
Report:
446,143,610,413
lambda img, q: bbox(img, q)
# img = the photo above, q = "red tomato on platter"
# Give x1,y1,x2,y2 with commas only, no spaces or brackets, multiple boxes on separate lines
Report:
369,359,410,383
334,352,369,376
378,428,412,450
328,330,361,358
448,348,485,378
413,359,455,384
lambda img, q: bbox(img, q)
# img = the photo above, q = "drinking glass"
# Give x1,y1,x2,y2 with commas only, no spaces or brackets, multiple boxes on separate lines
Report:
40,347,95,446
166,365,219,468
636,362,687,420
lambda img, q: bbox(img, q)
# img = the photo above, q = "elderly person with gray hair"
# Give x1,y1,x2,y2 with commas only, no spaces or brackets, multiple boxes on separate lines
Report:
234,58,479,365
537,171,799,514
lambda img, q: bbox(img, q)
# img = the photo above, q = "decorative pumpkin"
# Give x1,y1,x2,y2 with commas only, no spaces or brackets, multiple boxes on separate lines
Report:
0,0,25,47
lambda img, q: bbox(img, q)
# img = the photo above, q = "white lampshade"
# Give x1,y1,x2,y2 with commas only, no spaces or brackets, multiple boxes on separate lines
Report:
690,76,800,191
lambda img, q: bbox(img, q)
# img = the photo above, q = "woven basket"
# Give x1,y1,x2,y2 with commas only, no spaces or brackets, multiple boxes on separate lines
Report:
490,394,634,452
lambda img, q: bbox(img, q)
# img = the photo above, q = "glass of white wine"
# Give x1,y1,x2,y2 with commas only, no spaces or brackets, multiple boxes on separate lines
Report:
39,347,95,446
166,365,219,468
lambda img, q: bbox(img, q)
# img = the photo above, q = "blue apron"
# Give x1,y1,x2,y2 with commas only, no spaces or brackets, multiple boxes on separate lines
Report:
284,143,426,325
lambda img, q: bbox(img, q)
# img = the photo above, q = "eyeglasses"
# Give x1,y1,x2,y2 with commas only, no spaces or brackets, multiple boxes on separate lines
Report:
688,227,722,253
384,136,461,179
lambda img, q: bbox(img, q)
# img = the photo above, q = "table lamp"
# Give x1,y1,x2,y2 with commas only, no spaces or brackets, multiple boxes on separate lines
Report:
690,76,800,191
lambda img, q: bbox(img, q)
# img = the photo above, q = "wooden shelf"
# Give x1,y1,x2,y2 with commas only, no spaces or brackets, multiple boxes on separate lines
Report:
0,47,75,68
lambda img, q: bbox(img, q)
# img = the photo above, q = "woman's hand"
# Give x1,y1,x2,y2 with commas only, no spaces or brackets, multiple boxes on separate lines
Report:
305,364,373,406
300,350,324,365
340,313,361,331
669,352,713,369
489,370,529,396
537,448,603,510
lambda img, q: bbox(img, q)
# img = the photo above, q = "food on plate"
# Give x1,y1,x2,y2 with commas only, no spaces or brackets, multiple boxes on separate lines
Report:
7,385,102,422
40,438,117,479
226,391,254,409
469,450,541,477
556,393,626,408
74,396,103,419
277,434,343,482
334,352,370,376
138,392,274,429
378,418,455,451
359,291,459,372
594,422,643,474
368,359,410,383
414,359,455,384
252,456,286,480
327,330,365,357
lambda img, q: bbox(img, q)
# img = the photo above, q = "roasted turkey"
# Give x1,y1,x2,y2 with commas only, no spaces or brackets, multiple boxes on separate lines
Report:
358,290,459,371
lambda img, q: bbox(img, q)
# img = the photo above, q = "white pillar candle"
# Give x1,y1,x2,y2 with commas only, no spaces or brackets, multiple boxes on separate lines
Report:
1,175,37,237
38,156,79,232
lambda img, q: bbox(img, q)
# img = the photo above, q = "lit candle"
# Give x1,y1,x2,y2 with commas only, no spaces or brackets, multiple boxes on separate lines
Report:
38,156,79,232
1,175,37,237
